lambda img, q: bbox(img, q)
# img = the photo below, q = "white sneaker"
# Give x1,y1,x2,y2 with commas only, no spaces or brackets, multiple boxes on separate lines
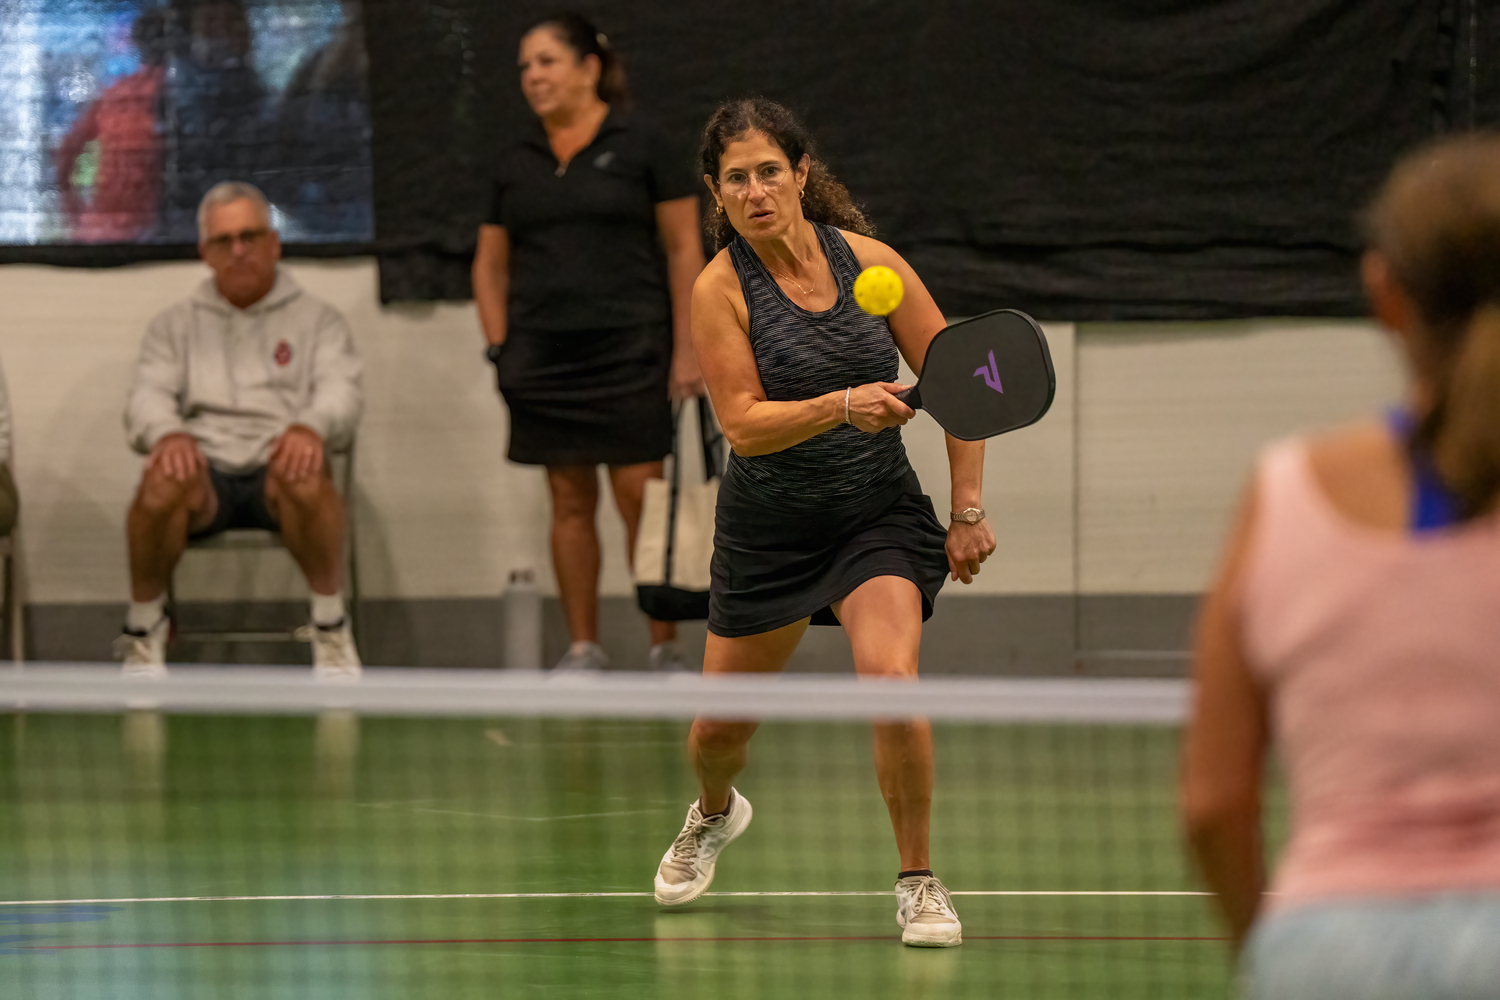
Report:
554,641,609,672
654,790,753,906
895,874,963,947
647,640,689,672
300,619,362,681
114,617,169,679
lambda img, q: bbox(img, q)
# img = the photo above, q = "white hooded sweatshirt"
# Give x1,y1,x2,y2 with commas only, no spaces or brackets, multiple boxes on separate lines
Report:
125,271,362,474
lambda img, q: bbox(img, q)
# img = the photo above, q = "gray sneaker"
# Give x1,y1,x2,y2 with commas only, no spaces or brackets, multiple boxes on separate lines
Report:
647,640,690,672
654,790,753,906
895,874,963,947
554,641,609,672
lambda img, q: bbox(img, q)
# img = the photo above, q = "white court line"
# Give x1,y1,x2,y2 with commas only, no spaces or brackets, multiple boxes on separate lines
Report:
0,890,1209,906
400,807,668,823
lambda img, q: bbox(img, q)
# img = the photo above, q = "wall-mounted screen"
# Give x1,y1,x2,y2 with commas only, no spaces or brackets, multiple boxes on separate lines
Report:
0,0,372,246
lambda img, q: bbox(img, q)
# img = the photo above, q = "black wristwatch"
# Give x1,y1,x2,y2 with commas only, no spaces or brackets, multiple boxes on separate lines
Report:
485,342,506,364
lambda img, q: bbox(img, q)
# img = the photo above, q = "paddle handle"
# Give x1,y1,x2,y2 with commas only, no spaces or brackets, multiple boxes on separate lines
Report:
895,384,923,410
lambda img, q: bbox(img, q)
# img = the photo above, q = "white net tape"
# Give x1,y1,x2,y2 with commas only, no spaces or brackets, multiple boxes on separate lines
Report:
0,666,1187,723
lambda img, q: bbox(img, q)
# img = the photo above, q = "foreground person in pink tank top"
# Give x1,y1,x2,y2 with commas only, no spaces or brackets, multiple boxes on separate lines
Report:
1182,134,1500,999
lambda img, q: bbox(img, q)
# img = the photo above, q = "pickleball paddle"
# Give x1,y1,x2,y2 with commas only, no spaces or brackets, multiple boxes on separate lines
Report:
895,309,1055,440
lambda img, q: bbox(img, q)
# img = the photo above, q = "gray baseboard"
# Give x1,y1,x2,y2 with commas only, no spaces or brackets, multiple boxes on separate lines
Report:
23,593,1199,676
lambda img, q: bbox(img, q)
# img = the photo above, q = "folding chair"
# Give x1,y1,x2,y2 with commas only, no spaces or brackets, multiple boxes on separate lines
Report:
0,532,22,663
168,446,360,649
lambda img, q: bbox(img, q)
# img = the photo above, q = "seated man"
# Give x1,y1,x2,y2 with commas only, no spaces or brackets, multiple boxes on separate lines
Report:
117,181,363,678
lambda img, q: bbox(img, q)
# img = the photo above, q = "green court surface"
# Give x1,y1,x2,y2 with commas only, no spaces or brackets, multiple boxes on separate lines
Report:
1,712,1239,998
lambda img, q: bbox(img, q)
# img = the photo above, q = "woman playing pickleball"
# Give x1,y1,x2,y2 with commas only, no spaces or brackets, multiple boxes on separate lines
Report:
1182,133,1500,997
651,98,996,948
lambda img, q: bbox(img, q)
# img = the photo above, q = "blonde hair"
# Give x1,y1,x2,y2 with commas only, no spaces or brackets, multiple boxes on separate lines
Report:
1364,133,1500,518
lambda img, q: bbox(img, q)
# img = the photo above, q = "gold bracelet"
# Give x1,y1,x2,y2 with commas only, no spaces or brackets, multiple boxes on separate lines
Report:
844,387,851,425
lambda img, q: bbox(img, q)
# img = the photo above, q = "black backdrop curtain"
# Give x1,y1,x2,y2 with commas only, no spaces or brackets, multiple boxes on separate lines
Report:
6,2,1495,320
367,0,1486,319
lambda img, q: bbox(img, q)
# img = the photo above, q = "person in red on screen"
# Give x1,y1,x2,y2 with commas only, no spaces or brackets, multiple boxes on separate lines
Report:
117,182,363,680
1182,133,1500,998
54,8,170,243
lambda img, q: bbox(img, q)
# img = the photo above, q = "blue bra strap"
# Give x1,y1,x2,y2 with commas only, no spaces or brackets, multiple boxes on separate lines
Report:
1388,409,1462,531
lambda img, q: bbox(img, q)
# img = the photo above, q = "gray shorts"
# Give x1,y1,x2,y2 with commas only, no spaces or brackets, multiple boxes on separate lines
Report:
1244,893,1500,1000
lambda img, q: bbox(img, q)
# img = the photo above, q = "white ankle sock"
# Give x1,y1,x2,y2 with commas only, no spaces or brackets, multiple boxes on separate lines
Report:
126,594,166,633
310,591,345,627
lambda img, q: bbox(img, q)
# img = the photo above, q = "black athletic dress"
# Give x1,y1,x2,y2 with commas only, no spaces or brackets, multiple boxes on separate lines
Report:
485,111,698,466
707,224,949,638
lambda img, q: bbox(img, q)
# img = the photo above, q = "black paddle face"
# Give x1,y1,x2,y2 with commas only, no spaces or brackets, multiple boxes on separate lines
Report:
898,310,1055,441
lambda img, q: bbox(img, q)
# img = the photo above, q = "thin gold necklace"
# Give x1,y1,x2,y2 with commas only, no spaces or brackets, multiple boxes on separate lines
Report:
765,259,814,296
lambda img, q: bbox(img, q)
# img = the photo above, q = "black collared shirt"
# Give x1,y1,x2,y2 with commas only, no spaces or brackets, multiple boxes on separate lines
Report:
486,110,699,331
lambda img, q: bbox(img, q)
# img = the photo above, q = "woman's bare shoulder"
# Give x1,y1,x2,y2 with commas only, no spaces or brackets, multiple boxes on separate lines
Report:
1304,417,1407,530
694,247,739,296
692,248,748,326
704,245,736,277
838,229,899,268
1304,418,1398,466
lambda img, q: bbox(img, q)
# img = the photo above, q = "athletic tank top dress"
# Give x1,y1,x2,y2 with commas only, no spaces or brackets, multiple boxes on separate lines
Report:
707,224,949,638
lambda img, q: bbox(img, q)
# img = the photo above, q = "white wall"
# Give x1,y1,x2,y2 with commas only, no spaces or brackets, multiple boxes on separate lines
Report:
1077,321,1404,593
0,258,1404,608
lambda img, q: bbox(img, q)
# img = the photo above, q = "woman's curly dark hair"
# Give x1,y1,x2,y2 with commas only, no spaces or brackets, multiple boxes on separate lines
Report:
699,98,874,251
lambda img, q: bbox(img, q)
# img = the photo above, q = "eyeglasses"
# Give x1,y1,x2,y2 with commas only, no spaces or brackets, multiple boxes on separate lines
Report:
719,164,789,198
204,227,270,253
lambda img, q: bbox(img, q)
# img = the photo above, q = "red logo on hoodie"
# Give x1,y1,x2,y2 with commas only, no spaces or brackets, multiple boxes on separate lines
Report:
274,340,292,366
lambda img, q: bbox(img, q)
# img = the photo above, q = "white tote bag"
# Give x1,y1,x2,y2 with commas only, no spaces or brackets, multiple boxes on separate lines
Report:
634,397,723,620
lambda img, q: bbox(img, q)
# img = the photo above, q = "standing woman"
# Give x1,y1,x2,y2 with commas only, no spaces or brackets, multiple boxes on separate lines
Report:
473,13,705,671
651,99,996,948
1182,133,1500,998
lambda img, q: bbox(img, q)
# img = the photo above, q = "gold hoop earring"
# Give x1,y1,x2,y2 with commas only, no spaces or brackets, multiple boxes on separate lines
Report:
799,187,806,200
716,203,724,215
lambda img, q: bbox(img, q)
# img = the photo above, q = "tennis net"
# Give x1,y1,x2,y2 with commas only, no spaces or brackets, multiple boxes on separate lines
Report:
0,667,1243,999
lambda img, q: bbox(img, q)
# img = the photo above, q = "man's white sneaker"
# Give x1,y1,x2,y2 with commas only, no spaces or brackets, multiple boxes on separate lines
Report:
895,874,963,947
300,619,362,681
114,616,169,679
654,790,753,906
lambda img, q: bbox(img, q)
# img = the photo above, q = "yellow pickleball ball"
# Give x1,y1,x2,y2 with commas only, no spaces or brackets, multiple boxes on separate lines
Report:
853,265,904,316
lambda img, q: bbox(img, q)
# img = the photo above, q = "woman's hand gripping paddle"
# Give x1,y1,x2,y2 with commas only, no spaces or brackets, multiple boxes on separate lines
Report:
895,310,1055,440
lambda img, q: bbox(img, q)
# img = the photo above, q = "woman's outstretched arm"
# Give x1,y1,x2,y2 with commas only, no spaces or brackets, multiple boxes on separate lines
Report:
690,254,912,457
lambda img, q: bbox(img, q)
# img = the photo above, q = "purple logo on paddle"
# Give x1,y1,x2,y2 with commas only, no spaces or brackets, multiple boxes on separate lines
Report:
974,350,1004,393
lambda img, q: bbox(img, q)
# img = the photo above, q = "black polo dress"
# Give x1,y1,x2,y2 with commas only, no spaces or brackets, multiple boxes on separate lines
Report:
485,110,699,466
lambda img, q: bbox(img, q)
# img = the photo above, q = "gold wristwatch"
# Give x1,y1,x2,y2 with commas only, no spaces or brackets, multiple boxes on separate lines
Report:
950,507,986,525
